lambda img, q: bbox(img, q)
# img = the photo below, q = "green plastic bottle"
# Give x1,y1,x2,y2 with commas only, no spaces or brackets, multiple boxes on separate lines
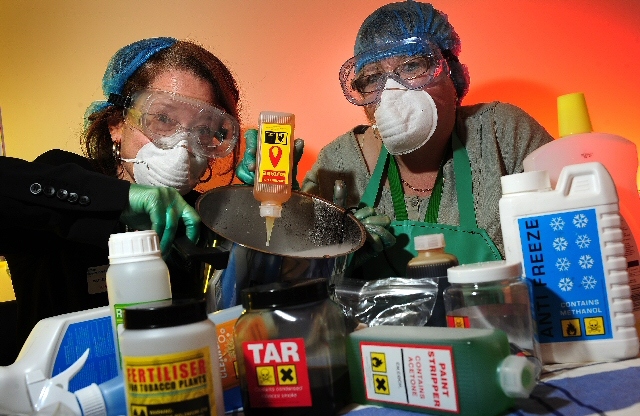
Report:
347,326,535,416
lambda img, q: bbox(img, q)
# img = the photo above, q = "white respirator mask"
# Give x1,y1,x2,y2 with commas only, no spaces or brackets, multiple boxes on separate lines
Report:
373,78,438,155
122,132,209,195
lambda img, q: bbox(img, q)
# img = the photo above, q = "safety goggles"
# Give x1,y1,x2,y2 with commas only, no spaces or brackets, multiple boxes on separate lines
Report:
124,90,239,158
339,37,448,106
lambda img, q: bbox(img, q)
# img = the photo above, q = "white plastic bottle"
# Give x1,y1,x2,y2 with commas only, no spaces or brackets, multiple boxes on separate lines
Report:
499,162,639,363
119,299,225,415
523,92,640,336
106,230,172,370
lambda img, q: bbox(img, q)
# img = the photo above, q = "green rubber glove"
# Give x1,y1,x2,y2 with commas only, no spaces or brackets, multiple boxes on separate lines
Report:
354,206,396,254
332,180,396,254
120,184,201,255
236,129,305,190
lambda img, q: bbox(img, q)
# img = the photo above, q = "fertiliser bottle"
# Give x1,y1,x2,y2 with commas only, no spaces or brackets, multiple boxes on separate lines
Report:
523,92,640,337
406,233,459,326
499,162,639,363
347,326,536,416
253,111,295,246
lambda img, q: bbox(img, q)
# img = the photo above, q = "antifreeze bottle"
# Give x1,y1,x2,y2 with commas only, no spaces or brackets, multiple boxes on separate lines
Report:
523,92,640,336
499,162,639,363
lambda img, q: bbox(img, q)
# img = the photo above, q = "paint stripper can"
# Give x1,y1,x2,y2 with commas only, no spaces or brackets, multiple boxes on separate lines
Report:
119,299,224,415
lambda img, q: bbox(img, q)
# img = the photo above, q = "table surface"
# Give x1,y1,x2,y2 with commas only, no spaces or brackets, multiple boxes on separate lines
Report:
341,357,640,416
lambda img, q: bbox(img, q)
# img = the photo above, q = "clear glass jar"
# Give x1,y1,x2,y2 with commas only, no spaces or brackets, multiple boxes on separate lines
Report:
443,260,541,374
234,278,350,416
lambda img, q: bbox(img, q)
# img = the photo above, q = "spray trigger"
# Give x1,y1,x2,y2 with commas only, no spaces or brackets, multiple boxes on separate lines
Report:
26,348,90,415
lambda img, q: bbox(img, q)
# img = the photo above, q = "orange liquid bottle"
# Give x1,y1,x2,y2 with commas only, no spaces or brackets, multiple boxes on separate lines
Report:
253,111,295,246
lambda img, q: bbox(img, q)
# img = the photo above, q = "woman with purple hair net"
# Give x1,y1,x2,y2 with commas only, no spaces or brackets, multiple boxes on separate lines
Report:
301,1,553,284
0,37,243,359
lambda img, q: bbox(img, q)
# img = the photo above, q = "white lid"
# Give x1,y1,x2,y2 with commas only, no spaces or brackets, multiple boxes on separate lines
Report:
414,233,445,251
108,230,161,262
260,203,282,218
501,170,551,195
447,260,522,284
75,383,107,416
498,355,537,398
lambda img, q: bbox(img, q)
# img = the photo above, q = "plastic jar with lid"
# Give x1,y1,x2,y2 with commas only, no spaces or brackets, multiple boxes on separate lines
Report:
119,298,225,416
234,278,350,416
106,230,172,370
443,260,541,373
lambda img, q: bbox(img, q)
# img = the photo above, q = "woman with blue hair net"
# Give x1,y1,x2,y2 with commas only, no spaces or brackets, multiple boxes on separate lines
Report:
301,1,553,280
1,37,242,357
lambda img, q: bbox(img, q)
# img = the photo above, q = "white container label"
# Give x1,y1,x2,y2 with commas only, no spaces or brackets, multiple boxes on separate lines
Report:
359,341,459,413
519,208,612,343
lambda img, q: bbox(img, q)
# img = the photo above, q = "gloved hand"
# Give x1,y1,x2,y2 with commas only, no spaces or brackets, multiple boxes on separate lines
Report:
353,206,396,254
120,184,201,256
236,129,305,190
332,180,395,254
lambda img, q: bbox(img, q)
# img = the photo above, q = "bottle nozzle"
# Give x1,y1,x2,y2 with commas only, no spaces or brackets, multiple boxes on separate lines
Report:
558,92,593,138
498,355,537,398
259,203,282,218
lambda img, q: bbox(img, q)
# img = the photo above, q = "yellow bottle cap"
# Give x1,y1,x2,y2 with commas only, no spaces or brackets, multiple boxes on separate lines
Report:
557,92,593,137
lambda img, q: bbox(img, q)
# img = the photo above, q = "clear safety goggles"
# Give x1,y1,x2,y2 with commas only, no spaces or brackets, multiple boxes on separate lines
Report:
124,90,239,158
339,37,448,106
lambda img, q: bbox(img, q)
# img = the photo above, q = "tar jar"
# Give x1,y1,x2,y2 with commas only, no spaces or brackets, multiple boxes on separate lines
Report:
119,298,225,416
234,278,350,416
444,260,542,376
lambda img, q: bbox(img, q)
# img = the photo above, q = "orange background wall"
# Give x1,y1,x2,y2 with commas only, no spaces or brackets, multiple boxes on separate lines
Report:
1,0,640,184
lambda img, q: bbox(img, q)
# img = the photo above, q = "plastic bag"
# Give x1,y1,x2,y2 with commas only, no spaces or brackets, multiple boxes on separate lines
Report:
333,277,438,327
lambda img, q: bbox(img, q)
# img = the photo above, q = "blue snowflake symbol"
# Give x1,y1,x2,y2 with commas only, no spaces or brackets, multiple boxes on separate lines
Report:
550,217,565,231
553,237,568,251
581,275,597,289
556,257,571,271
575,234,591,249
558,277,574,292
573,213,589,228
579,255,595,269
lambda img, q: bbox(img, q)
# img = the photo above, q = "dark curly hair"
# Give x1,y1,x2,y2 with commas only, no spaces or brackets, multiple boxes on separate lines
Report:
82,40,242,189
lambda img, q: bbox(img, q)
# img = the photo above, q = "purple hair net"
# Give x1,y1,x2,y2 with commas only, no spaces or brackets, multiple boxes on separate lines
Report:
354,1,469,100
84,37,177,126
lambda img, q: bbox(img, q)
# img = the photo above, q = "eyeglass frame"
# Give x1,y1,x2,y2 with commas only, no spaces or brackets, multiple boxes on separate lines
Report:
117,89,239,159
339,37,449,106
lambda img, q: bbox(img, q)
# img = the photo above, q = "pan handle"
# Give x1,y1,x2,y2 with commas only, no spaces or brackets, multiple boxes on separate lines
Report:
172,235,230,269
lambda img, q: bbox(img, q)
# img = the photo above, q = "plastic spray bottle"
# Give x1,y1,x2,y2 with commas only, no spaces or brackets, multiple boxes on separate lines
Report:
499,162,639,363
347,326,536,416
523,92,640,336
0,306,124,415
253,111,295,246
406,234,459,327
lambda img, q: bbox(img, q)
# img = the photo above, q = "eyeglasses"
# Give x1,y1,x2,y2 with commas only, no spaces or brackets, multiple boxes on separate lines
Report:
339,37,447,106
125,90,239,158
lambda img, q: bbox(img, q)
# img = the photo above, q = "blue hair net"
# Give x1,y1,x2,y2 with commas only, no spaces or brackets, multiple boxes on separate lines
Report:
84,37,177,126
354,1,469,99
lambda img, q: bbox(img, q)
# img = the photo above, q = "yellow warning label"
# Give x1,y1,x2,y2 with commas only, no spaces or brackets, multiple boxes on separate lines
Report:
256,365,276,386
561,318,582,337
373,374,390,395
130,405,147,416
584,316,606,336
370,352,387,373
277,364,298,385
124,347,214,411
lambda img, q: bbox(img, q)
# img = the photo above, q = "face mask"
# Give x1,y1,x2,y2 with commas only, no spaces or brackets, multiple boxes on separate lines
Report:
373,78,438,155
122,133,209,195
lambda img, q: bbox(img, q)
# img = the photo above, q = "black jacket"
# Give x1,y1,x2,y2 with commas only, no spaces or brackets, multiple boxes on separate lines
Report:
0,150,210,353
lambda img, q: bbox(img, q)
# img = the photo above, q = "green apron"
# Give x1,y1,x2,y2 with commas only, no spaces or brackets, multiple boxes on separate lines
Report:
357,131,502,278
